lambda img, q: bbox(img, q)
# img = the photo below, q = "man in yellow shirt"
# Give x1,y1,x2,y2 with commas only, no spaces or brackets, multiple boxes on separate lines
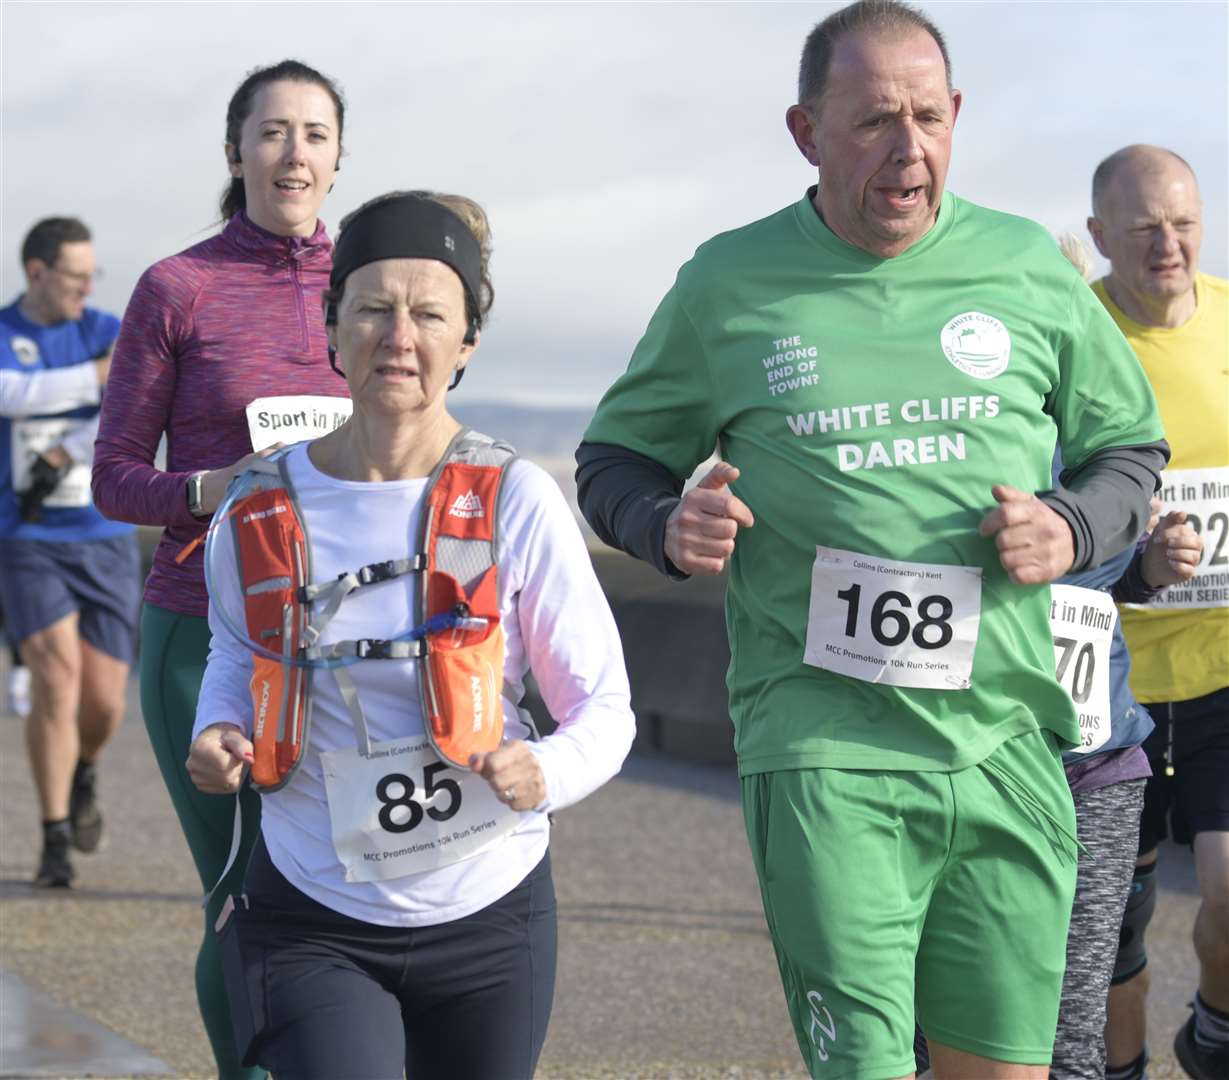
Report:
1089,144,1229,1080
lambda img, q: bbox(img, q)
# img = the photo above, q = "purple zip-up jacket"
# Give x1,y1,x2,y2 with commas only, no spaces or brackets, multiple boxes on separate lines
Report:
93,213,349,617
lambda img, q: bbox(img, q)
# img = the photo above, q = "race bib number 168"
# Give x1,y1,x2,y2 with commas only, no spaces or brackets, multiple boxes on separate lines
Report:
803,546,982,690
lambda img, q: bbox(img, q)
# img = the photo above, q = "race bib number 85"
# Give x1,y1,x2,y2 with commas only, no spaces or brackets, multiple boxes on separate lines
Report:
803,546,982,690
321,736,521,883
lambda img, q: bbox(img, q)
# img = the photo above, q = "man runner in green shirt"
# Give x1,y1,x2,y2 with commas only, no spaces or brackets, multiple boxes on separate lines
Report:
577,3,1168,1077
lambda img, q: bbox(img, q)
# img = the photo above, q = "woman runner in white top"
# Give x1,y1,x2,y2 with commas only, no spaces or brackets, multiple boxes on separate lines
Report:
187,190,635,1080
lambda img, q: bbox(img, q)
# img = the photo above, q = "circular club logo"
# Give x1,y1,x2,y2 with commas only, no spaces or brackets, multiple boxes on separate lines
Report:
11,336,40,367
940,312,1011,380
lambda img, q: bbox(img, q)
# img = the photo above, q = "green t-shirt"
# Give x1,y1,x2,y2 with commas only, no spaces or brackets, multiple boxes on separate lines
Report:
585,189,1164,776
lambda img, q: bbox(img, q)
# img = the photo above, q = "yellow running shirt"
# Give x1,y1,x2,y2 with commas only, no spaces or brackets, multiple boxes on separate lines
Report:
1093,273,1229,702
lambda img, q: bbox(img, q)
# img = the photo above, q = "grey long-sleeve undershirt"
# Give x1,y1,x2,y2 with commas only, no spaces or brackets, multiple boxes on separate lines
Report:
574,439,1170,581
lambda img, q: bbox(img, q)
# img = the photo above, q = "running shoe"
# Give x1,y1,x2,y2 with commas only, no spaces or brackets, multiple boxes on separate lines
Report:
1173,1012,1229,1080
69,762,104,853
34,831,74,888
5,665,31,718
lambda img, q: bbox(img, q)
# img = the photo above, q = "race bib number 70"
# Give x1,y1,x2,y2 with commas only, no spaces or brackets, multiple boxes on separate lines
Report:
803,546,982,690
1048,584,1115,754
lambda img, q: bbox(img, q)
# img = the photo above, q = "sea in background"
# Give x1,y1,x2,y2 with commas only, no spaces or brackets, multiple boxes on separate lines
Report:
451,400,594,525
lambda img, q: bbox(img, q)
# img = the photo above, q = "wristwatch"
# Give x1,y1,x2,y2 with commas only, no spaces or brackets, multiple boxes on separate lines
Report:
186,471,209,518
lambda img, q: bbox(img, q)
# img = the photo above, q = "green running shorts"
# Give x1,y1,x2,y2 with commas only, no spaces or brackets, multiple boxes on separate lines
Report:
741,728,1078,1079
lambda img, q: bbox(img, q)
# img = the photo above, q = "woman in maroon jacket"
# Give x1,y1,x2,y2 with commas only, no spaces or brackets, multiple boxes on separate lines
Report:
92,59,349,1080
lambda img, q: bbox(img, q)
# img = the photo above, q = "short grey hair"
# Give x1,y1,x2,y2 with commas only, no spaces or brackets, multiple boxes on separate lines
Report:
797,0,952,113
1091,144,1198,216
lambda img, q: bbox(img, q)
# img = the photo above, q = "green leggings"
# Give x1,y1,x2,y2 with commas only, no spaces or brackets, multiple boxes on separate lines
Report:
140,603,264,1080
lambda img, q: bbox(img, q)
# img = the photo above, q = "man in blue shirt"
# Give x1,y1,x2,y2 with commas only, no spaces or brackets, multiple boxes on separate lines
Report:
0,217,140,887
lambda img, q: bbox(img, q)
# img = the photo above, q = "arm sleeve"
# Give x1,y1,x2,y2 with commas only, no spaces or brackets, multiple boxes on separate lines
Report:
194,520,256,741
91,265,202,527
503,463,635,813
0,364,100,417
1041,272,1169,571
1111,542,1166,605
575,441,687,579
1038,440,1169,571
59,416,100,468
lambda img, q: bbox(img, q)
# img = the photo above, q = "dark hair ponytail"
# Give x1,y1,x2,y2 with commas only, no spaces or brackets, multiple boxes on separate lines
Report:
219,59,346,223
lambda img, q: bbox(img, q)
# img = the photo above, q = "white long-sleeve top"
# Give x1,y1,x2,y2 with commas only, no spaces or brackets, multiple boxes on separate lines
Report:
195,442,635,927
0,363,101,417
0,365,101,465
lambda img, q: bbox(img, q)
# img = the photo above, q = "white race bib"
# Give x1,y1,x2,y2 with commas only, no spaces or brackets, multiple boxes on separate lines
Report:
1049,584,1115,755
1124,466,1229,610
245,395,353,452
10,418,91,508
321,736,523,883
803,546,982,690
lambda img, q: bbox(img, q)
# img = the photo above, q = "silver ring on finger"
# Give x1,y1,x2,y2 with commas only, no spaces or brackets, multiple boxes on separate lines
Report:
504,786,516,802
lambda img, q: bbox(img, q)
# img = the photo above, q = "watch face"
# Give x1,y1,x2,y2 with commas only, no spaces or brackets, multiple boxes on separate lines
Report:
189,473,204,514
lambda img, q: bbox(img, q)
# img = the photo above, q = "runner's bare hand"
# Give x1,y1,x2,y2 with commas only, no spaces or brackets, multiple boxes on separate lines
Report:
201,445,286,514
1141,510,1203,588
979,484,1075,585
664,462,755,576
187,722,254,794
469,741,546,812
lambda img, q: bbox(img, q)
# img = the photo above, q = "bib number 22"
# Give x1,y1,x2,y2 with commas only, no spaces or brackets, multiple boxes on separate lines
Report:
376,764,461,833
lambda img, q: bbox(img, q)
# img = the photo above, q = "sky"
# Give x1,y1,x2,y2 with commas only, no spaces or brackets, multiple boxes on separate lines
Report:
2,1,1226,408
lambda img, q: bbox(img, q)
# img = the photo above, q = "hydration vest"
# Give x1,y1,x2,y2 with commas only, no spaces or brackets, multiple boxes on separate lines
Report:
223,429,517,791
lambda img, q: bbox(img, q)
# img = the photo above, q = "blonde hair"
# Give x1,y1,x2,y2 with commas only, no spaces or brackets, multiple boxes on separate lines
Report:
1056,231,1095,281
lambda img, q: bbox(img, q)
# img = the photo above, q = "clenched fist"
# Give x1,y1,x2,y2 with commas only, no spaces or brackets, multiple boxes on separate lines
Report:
664,461,755,576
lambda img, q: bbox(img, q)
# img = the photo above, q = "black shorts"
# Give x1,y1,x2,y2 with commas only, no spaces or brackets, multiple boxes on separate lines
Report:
225,838,558,1080
1137,686,1229,852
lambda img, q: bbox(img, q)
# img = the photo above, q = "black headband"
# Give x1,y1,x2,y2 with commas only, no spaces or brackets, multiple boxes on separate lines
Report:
329,195,483,326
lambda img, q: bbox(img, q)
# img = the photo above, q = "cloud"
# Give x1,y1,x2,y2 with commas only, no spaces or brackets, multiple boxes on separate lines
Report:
3,1,1224,404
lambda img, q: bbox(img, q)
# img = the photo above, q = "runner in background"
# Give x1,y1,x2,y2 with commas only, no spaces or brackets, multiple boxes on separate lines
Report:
1049,461,1202,1080
2,346,117,721
0,216,138,888
91,60,350,1080
578,3,1169,1076
1088,145,1229,1080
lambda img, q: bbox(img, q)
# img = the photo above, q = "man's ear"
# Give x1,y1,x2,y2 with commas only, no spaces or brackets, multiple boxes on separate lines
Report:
24,258,49,286
785,105,822,168
1087,216,1109,259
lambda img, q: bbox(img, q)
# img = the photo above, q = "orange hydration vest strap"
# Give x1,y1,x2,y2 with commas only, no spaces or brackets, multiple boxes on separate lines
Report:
419,458,509,768
230,476,311,792
224,431,516,793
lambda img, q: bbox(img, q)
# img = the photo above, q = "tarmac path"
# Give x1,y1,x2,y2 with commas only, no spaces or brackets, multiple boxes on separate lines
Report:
0,670,1201,1079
